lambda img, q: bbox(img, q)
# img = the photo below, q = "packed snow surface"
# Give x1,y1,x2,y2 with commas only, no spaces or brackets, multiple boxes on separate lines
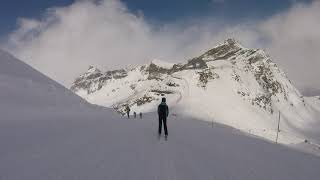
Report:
2,112,320,180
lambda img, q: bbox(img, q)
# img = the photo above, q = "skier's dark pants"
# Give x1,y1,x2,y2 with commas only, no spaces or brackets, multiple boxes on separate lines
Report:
158,116,168,135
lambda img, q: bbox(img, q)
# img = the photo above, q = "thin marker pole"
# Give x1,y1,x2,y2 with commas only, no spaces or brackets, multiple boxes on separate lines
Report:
276,111,281,144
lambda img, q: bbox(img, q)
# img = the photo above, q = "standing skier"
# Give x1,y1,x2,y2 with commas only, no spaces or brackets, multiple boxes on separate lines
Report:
134,112,137,118
158,97,169,139
125,105,130,119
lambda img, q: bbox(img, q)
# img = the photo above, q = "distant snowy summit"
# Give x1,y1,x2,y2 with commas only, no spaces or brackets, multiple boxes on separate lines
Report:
71,38,301,114
71,38,320,144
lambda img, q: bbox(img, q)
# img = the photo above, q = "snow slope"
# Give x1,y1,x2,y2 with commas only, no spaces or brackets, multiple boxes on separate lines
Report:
2,49,320,179
2,112,320,180
0,49,91,113
71,39,320,145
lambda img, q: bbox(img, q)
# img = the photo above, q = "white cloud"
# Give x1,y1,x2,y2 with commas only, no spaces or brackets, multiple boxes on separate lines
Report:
2,0,320,93
4,0,231,85
259,1,320,91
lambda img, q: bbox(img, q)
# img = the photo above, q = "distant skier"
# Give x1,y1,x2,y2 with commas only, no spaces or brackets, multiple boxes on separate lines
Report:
158,97,169,139
139,112,142,119
125,105,130,119
134,112,137,118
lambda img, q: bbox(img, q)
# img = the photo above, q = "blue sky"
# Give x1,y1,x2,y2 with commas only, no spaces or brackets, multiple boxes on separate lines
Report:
0,0,74,37
0,0,312,38
125,0,301,22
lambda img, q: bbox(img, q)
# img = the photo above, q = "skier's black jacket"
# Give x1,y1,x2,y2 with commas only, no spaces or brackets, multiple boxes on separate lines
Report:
158,102,169,117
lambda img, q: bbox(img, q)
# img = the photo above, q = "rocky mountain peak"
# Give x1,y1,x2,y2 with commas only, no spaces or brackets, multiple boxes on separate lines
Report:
71,38,301,113
147,61,172,76
87,65,101,74
81,66,102,80
224,38,241,46
200,38,243,61
150,59,174,70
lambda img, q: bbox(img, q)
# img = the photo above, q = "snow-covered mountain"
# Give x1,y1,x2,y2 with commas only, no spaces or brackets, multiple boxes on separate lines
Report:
71,39,320,144
2,47,320,180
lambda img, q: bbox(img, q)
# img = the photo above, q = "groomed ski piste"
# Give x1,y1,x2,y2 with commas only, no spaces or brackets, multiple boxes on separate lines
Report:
1,49,320,180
